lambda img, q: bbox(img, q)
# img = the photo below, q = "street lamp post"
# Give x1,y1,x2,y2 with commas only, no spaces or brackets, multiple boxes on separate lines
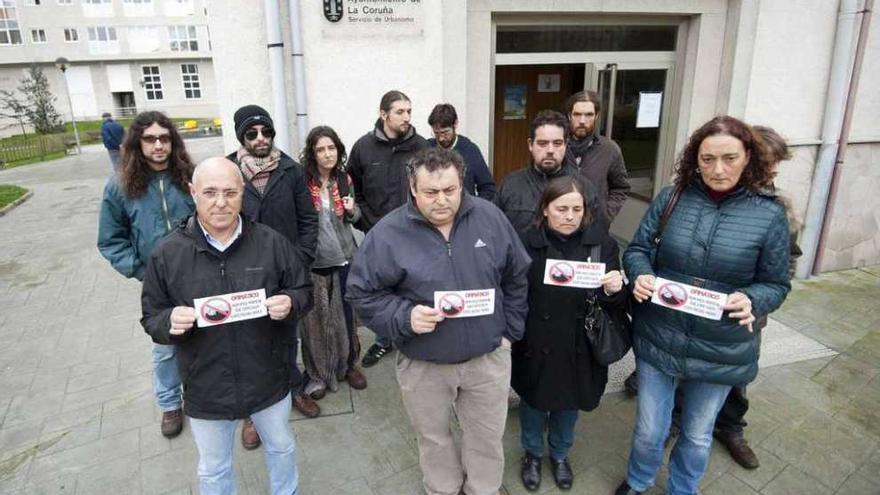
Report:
54,57,81,154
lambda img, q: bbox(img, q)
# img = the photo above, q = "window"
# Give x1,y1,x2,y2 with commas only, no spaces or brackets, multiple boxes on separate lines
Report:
30,28,46,43
168,25,197,51
87,25,117,42
87,25,118,54
84,0,110,3
181,63,201,99
25,0,42,5
127,25,159,53
63,27,78,42
142,65,163,100
496,25,678,53
0,1,22,46
123,0,151,3
57,0,73,4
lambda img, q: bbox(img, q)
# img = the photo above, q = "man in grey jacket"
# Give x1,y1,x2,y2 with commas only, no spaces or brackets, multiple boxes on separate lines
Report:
346,147,531,495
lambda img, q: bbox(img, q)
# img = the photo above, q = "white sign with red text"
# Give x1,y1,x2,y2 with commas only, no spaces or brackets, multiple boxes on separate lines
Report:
194,288,268,328
433,289,495,318
543,258,606,288
651,277,728,321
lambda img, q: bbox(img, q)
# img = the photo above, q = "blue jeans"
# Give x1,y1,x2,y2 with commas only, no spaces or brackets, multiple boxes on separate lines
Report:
626,359,732,495
519,399,578,460
108,149,120,171
189,393,299,495
152,343,182,411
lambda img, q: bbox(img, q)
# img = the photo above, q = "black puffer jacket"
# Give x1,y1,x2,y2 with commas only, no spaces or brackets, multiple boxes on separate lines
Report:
347,120,427,231
225,151,318,265
141,216,313,420
511,224,627,412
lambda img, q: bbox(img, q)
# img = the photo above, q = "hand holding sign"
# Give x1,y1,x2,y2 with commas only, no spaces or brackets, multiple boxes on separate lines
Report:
170,306,196,335
633,274,656,302
411,304,444,334
723,292,754,330
266,294,292,321
601,270,624,295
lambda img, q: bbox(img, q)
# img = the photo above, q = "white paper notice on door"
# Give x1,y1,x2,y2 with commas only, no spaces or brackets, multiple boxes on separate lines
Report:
636,92,663,128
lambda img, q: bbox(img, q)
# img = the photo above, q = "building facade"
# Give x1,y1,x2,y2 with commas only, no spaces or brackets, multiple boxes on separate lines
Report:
0,0,217,131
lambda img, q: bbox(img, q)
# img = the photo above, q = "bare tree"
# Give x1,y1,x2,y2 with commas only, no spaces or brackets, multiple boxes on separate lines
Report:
0,89,31,136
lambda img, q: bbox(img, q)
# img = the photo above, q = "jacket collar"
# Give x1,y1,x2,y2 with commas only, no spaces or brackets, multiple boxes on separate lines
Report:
183,214,252,254
372,119,418,146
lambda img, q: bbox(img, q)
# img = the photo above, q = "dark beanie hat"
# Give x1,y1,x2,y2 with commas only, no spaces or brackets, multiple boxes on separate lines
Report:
234,105,274,143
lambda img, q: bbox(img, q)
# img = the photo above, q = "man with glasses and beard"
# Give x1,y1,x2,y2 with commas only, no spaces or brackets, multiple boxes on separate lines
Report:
225,104,319,448
98,110,195,439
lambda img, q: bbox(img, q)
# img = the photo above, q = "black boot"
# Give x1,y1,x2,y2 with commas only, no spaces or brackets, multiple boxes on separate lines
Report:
520,453,541,491
551,457,573,490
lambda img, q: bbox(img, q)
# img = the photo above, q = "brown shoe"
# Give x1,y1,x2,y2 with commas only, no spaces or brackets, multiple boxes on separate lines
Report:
293,393,320,418
241,418,261,450
344,367,368,390
715,431,759,469
161,409,183,438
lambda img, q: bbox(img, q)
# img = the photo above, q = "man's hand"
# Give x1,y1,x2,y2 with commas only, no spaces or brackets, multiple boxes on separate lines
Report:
501,337,512,349
601,270,624,296
170,306,196,335
724,292,755,331
410,305,445,334
633,274,656,303
266,294,292,321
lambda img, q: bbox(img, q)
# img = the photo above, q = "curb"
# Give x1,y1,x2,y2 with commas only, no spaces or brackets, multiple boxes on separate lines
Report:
0,189,33,217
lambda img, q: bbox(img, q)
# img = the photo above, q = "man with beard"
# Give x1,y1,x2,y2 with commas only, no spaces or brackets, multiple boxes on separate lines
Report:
427,103,495,200
348,90,427,367
494,110,603,234
563,90,630,223
98,111,195,439
225,104,319,448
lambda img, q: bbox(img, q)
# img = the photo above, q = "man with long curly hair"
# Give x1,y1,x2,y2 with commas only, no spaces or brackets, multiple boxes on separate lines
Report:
97,110,195,439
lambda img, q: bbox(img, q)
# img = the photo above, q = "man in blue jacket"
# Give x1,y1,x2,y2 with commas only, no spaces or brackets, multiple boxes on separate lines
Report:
100,112,125,171
427,103,496,200
97,110,195,438
346,147,531,495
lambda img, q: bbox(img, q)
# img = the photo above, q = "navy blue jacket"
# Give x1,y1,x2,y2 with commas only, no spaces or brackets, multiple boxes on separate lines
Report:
428,134,496,200
101,119,124,151
346,194,531,363
623,183,791,385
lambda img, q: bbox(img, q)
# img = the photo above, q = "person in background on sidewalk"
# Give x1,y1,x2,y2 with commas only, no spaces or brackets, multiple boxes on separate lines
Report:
299,126,368,399
427,103,496,200
615,116,791,495
347,90,427,368
141,157,312,495
100,112,125,172
347,147,531,495
512,176,627,492
225,104,320,448
97,110,194,439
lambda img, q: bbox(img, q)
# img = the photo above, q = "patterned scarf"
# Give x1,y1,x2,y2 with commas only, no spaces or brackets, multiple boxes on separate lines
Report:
237,146,281,195
308,174,351,218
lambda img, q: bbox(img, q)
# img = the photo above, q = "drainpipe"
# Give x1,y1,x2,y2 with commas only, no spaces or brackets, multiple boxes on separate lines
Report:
796,0,864,278
263,0,291,153
288,0,309,152
811,0,873,275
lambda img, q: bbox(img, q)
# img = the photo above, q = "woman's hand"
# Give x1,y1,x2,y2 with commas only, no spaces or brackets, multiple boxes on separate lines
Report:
601,270,623,296
724,291,755,331
342,195,355,213
633,274,656,303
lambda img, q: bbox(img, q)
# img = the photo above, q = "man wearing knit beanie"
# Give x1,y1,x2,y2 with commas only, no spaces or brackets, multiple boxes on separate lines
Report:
226,104,320,449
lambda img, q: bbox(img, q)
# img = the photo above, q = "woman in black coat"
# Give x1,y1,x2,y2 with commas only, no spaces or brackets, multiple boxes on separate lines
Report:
511,176,628,492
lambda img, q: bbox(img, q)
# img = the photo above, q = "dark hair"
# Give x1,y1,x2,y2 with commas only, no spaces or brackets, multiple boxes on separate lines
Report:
427,103,457,128
118,111,193,198
529,110,569,140
534,176,592,229
564,90,601,116
406,147,464,187
379,90,411,112
300,126,348,191
673,116,774,193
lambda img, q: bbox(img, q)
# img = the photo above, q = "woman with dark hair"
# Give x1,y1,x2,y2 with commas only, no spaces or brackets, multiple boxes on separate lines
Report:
298,126,367,399
615,116,791,495
512,176,627,492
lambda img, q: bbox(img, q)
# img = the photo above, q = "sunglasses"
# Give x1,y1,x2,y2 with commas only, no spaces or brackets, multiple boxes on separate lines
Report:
244,127,276,141
141,134,171,145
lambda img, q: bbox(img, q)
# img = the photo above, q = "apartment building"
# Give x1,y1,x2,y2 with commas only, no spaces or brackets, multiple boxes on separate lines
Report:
0,0,217,134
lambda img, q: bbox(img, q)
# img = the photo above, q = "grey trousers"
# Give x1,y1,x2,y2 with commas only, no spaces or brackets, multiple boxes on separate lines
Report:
396,346,511,495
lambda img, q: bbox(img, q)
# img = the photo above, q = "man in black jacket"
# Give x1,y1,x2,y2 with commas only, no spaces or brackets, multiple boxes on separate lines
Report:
348,90,427,367
226,104,321,445
141,157,312,495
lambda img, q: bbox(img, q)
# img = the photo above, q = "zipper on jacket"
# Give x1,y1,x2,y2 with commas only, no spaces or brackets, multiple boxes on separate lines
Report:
158,177,172,232
446,241,452,257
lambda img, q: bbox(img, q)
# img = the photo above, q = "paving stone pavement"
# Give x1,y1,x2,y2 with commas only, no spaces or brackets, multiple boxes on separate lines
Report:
1,142,878,494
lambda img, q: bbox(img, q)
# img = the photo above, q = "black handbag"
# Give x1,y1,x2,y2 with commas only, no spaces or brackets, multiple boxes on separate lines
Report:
583,245,632,366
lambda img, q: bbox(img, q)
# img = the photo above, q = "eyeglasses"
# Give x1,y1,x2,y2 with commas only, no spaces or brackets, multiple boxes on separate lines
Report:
141,134,171,145
244,127,276,141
